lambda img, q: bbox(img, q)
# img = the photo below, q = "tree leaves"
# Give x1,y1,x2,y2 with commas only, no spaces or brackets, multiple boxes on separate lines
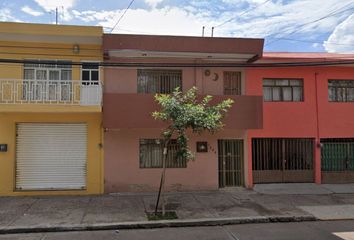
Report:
152,87,234,160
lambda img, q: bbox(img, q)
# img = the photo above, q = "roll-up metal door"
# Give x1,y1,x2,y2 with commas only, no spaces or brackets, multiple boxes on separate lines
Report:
16,123,87,190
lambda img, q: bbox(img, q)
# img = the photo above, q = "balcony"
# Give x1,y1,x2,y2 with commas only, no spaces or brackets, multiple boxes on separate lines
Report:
103,94,263,129
0,79,102,111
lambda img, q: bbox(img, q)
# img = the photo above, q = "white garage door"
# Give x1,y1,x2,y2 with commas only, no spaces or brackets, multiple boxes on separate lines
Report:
16,123,87,190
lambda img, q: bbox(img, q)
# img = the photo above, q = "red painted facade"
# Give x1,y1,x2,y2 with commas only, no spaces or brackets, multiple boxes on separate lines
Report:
246,60,354,187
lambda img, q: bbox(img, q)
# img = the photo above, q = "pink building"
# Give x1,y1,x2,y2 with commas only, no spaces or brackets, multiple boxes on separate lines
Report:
103,34,264,192
102,34,354,193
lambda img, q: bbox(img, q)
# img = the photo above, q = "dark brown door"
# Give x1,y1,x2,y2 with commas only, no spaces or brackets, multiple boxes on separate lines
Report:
218,139,244,187
252,138,314,183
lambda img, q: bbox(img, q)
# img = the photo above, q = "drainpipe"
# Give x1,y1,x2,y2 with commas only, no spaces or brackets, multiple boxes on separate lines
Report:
314,72,321,184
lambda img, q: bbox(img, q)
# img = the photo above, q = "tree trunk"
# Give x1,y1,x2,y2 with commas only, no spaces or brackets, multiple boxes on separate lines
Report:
154,139,169,216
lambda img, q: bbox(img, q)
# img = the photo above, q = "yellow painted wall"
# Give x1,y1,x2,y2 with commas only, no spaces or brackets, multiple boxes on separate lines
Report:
0,112,103,196
0,22,104,196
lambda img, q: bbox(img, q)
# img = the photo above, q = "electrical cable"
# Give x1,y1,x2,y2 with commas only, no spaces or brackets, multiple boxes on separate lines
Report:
265,2,354,46
109,0,135,33
0,58,353,68
215,0,272,28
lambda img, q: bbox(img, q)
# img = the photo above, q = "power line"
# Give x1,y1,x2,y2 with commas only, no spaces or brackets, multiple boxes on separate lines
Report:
110,0,135,33
270,37,354,47
215,0,272,28
0,58,353,68
265,2,354,46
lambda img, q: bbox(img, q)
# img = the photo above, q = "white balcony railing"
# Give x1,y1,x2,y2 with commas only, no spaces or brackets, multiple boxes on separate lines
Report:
0,79,102,106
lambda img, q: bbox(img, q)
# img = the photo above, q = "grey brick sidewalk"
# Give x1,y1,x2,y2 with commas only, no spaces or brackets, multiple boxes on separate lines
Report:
1,184,354,233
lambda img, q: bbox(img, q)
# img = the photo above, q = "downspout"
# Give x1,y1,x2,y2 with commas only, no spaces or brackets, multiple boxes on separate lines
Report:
314,72,321,184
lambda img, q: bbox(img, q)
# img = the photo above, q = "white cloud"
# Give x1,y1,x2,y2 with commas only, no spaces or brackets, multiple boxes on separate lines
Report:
34,0,76,11
21,6,44,16
34,0,76,21
214,0,350,38
74,7,210,36
324,14,354,53
0,8,20,21
144,0,164,8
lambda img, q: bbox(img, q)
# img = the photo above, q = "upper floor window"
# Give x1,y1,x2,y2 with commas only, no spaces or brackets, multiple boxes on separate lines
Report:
263,79,303,102
139,139,187,168
224,71,241,95
137,69,182,94
23,60,72,101
328,80,354,102
81,62,99,85
24,61,72,81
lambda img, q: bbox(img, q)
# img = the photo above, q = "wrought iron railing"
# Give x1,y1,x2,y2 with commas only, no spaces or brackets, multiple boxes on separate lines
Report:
0,79,102,106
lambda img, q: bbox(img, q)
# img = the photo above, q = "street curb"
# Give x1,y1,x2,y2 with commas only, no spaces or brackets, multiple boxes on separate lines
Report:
0,215,317,234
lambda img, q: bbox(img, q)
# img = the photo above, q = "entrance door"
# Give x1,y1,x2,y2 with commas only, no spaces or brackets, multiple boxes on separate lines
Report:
321,139,354,183
252,138,314,183
81,62,101,105
218,139,244,188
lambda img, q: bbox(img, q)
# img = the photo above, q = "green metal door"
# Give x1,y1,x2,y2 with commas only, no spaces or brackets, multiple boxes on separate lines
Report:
218,140,244,188
321,139,354,183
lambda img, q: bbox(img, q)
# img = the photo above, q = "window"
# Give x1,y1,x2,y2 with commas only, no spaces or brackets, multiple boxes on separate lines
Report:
23,60,72,101
137,69,182,94
263,79,303,102
328,80,354,102
224,71,241,95
81,62,99,85
139,139,187,168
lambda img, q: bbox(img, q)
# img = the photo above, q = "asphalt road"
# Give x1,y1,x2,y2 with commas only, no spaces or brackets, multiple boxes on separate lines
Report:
0,221,354,240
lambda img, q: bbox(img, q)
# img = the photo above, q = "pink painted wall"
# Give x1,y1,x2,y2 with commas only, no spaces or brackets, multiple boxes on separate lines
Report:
246,66,354,187
104,66,246,95
103,66,254,192
104,129,247,192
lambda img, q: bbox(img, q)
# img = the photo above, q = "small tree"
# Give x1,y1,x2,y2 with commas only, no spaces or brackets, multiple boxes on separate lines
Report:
152,87,234,216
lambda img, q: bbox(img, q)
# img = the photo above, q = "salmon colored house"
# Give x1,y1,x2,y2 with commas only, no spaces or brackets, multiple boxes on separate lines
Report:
103,34,264,192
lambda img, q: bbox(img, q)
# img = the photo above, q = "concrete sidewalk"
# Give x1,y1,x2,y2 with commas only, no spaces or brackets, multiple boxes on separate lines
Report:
1,184,354,234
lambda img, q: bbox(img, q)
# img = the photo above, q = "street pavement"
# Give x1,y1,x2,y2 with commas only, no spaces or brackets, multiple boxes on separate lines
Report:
1,184,354,233
0,220,353,240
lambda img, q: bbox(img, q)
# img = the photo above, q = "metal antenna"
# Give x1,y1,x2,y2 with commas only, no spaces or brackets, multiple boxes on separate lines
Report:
55,7,58,24
202,26,205,37
211,27,214,37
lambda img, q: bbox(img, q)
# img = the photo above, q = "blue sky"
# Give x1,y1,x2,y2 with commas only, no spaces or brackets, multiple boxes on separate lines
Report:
0,0,353,53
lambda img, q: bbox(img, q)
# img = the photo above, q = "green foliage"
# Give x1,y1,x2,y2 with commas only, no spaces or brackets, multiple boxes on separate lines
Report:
152,87,234,160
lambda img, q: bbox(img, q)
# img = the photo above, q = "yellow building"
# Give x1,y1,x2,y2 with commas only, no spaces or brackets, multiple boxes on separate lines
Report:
0,22,103,196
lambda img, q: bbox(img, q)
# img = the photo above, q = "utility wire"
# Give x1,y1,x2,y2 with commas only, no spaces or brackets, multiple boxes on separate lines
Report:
270,37,354,47
265,2,354,46
215,0,272,28
110,0,135,33
0,58,353,68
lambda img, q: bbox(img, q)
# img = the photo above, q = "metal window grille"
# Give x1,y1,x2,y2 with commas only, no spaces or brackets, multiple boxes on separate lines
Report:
223,71,242,95
252,138,314,171
137,69,182,94
328,80,354,102
263,79,304,102
139,139,187,168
